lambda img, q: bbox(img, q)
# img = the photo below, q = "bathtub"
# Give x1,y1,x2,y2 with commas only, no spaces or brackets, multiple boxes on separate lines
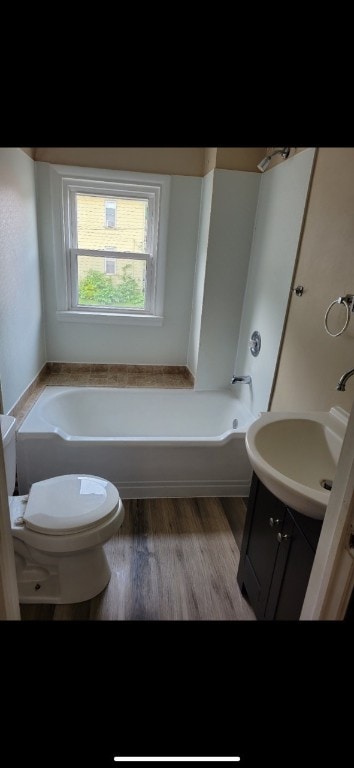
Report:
16,387,255,498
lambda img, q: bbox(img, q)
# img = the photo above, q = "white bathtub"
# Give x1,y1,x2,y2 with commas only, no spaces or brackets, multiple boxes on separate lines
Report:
16,387,255,498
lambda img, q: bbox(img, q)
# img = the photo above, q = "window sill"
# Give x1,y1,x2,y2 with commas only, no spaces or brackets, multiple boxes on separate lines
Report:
56,311,164,326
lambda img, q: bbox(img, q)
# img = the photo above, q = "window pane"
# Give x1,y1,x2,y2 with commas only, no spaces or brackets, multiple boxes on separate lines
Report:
105,258,116,274
77,255,146,309
105,200,116,228
76,194,149,252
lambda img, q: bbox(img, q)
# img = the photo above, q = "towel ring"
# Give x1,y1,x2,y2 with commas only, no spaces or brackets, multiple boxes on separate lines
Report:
324,296,352,337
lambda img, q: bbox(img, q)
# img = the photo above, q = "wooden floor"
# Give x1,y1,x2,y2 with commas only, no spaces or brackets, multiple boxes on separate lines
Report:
20,497,255,621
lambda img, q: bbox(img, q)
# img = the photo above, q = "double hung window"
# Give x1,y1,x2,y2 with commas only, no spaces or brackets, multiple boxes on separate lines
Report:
64,180,161,314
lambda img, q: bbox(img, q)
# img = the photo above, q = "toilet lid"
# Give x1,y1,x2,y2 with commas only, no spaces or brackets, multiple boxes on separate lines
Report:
24,475,120,535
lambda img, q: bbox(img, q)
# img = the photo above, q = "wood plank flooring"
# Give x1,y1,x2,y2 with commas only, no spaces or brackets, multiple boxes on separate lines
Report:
20,497,255,621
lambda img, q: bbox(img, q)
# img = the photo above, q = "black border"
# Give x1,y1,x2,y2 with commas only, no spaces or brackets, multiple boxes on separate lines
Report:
4,619,352,766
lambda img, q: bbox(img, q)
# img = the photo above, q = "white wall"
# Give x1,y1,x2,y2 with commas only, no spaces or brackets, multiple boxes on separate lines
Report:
232,148,316,417
0,149,45,413
187,172,213,377
36,164,201,365
192,169,260,389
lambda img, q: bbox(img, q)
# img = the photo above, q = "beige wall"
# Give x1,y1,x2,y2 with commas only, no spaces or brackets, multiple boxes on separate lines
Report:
204,147,217,175
215,147,266,172
77,194,146,251
271,148,354,414
34,147,206,176
77,194,146,291
34,147,269,176
21,146,306,173
204,147,266,174
21,148,35,159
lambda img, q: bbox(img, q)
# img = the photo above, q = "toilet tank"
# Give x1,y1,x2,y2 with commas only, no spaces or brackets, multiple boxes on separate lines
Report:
0,415,17,495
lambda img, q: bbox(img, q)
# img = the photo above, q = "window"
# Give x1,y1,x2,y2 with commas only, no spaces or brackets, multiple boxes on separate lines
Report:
105,258,116,274
105,200,116,228
55,168,170,322
71,190,151,311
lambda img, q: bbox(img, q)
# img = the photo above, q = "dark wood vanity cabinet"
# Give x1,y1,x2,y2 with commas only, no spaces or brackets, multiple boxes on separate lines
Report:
237,473,323,620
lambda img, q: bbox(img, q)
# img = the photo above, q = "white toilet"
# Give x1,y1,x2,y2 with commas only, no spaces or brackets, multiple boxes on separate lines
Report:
1,414,125,604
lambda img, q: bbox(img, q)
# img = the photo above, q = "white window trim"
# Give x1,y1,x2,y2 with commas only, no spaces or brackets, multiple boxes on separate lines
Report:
49,164,170,325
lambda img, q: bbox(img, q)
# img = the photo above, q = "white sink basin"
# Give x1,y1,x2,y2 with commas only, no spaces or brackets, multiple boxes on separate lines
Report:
245,406,348,519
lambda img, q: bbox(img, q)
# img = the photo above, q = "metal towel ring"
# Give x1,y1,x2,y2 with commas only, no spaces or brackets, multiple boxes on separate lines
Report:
324,296,352,337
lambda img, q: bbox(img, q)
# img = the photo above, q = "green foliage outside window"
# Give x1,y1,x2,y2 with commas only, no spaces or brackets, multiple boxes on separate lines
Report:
78,264,145,308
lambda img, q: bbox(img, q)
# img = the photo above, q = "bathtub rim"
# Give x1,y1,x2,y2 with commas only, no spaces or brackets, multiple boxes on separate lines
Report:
16,386,255,447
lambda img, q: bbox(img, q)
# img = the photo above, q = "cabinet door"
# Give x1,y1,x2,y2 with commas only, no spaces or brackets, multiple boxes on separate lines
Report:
239,475,286,619
266,509,319,621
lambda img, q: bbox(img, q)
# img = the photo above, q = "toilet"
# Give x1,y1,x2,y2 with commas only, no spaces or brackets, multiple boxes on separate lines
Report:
1,414,125,604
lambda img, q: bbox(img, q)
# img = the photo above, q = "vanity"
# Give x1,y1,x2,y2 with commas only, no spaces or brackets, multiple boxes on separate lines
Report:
238,406,348,620
237,473,322,620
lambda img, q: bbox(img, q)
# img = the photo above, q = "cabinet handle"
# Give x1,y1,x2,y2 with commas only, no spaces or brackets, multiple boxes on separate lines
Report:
269,517,281,527
277,532,291,543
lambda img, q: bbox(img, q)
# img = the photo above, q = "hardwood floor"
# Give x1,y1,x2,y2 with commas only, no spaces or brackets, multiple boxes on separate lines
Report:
20,497,255,621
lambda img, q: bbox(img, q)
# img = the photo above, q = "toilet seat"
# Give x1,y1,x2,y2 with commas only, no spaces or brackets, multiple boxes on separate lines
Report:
23,474,120,535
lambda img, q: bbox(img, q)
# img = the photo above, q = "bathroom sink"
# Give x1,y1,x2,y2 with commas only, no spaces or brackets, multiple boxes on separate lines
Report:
245,407,348,519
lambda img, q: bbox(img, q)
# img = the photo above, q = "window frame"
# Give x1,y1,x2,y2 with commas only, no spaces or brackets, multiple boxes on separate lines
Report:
104,257,116,275
49,165,170,325
67,182,158,315
104,199,117,228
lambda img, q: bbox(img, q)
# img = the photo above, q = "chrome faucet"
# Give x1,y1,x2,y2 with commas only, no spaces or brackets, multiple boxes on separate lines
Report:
231,375,252,384
336,368,354,391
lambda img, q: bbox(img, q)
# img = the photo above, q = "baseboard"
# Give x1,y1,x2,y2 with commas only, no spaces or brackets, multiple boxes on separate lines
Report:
115,480,251,499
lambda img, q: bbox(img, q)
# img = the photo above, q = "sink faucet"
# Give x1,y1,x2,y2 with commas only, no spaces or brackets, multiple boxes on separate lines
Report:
336,368,354,391
231,375,252,384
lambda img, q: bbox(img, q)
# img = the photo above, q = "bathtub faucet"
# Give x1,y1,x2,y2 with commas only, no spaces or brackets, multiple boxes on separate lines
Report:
231,375,252,385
